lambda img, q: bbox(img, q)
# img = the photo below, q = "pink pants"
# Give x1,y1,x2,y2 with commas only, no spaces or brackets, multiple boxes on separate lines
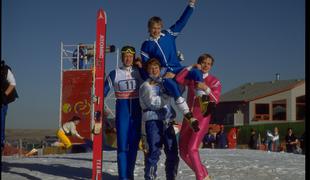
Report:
179,106,211,180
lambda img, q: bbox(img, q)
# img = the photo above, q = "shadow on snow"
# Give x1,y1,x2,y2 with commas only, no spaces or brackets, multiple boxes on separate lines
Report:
2,161,118,180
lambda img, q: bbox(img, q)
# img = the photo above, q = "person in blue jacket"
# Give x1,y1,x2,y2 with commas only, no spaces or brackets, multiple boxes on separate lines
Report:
141,0,196,73
104,46,143,180
216,125,228,149
72,43,87,69
140,0,208,132
203,127,216,149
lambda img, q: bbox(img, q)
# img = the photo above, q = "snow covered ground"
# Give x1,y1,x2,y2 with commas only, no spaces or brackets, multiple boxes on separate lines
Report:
1,149,305,180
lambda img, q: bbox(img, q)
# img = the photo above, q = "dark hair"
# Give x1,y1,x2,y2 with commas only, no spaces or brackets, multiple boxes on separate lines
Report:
78,43,85,49
1,60,5,66
144,58,161,71
70,116,81,122
197,53,215,65
148,16,163,29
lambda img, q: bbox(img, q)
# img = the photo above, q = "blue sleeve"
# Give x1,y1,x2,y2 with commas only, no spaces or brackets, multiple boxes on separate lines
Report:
169,5,194,34
138,67,149,81
72,49,77,60
140,41,150,63
104,70,115,97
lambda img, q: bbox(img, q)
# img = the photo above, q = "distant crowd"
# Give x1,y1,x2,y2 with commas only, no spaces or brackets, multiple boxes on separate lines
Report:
248,127,304,154
202,125,305,155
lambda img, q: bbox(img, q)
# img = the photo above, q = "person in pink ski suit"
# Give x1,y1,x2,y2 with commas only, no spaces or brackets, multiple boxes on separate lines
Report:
175,53,221,180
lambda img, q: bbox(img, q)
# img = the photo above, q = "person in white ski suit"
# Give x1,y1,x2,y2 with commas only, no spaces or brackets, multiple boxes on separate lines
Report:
139,58,179,180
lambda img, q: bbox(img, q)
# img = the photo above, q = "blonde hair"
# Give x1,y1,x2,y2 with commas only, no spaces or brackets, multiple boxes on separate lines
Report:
148,16,163,29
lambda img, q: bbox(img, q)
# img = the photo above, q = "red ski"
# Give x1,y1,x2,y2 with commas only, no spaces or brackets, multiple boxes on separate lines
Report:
92,8,106,180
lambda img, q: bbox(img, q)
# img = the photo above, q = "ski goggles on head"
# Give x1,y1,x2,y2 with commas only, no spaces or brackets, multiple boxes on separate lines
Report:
121,46,136,55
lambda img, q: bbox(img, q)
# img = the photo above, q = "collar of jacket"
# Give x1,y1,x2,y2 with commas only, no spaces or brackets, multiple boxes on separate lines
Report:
149,32,165,41
203,72,209,79
120,66,133,72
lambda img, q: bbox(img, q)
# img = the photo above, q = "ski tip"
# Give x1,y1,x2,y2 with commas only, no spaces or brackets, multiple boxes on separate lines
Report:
97,8,105,19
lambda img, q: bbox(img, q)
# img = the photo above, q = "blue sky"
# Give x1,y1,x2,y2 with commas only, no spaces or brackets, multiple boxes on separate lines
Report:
2,0,305,129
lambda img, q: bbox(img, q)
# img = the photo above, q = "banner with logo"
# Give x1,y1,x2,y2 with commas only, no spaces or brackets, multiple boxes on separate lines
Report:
61,70,92,143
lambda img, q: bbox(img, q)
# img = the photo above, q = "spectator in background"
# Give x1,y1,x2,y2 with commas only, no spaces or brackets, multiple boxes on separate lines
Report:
248,128,258,150
265,129,273,152
265,127,280,152
299,132,305,154
227,127,239,149
272,127,280,152
216,125,227,149
295,140,303,154
56,116,84,149
285,128,298,153
203,127,216,149
1,60,18,150
72,43,87,69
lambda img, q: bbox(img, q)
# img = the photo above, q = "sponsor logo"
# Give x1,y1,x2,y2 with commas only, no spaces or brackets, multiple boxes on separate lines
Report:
96,159,102,173
99,35,104,59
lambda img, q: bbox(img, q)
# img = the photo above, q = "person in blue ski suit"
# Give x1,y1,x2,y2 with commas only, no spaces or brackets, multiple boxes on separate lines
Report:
139,58,179,180
140,0,207,132
104,46,143,180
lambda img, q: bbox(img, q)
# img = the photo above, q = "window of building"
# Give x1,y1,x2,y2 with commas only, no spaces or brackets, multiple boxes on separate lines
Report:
296,95,305,120
254,103,270,120
272,99,286,121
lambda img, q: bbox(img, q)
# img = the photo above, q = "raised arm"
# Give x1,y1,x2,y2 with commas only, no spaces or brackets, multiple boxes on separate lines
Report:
168,0,196,34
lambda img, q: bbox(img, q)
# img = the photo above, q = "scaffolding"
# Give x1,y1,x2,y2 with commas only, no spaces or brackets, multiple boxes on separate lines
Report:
59,42,116,143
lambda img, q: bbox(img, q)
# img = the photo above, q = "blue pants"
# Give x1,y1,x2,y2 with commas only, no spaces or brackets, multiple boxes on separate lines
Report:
1,104,8,148
115,99,141,180
144,120,179,180
265,139,273,151
72,59,84,69
163,67,203,100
